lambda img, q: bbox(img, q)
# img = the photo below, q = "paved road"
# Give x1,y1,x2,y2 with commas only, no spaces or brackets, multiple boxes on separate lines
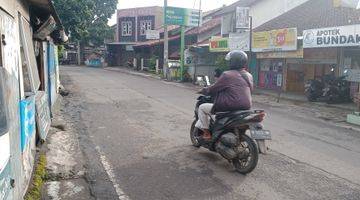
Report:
60,66,360,200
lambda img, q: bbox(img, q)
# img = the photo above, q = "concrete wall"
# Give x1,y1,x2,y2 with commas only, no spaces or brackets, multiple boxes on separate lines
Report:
0,4,22,200
250,0,310,28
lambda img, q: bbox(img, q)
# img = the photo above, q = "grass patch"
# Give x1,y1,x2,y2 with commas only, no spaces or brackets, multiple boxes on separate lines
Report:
24,153,47,200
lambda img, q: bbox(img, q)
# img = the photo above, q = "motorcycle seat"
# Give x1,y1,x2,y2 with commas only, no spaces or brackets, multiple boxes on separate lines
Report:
215,110,253,120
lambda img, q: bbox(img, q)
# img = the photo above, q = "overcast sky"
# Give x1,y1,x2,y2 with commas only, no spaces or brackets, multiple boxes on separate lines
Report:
108,0,238,25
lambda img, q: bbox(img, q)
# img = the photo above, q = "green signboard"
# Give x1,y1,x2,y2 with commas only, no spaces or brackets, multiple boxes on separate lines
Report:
209,37,230,52
165,6,201,27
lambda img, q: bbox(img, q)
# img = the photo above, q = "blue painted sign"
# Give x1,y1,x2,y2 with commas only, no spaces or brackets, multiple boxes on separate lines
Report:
48,43,57,110
20,96,36,152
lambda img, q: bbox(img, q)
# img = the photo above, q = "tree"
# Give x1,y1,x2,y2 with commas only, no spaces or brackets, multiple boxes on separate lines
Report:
54,0,117,46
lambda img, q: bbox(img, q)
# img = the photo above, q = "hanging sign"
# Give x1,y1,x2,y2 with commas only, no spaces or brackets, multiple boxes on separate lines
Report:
236,7,250,29
146,30,160,40
303,24,360,48
209,37,229,52
229,32,250,51
252,28,298,52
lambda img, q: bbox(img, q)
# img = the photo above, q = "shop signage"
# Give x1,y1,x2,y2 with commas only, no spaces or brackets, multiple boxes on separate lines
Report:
256,49,303,59
236,7,250,29
303,24,360,48
165,7,202,27
126,45,134,51
287,58,337,64
229,32,250,51
252,28,297,52
345,69,360,82
209,37,229,52
146,30,160,40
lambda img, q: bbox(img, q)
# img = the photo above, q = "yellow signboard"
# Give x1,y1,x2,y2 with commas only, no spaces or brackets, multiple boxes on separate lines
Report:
252,28,298,52
256,48,303,59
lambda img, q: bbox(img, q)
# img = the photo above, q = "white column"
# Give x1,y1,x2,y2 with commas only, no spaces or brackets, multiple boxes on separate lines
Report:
141,58,144,71
155,59,159,74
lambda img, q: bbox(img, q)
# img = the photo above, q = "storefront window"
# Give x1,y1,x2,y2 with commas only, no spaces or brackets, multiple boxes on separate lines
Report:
259,59,284,89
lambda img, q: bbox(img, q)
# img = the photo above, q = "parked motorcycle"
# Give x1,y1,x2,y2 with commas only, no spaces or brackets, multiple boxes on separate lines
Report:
190,76,271,174
305,69,351,104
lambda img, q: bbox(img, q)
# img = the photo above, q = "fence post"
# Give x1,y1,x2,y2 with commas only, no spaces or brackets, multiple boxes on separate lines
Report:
141,58,144,71
155,59,159,74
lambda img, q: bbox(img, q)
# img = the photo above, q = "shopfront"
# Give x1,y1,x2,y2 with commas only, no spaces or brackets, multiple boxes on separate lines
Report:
253,28,298,91
303,24,360,100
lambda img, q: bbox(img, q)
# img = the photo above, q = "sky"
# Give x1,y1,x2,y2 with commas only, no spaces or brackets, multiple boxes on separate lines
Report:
108,0,239,25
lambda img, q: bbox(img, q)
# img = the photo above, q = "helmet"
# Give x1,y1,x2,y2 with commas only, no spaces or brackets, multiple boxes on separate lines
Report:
225,50,248,70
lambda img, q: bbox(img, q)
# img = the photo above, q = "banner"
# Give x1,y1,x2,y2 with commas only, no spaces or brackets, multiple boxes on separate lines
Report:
252,28,298,52
229,32,250,51
303,24,360,48
209,37,229,52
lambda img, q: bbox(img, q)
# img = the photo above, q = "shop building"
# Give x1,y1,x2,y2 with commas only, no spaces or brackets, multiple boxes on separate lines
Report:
253,0,360,95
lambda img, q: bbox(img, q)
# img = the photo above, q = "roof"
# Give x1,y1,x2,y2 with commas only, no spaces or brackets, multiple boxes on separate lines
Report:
212,0,259,17
134,17,221,48
254,0,360,34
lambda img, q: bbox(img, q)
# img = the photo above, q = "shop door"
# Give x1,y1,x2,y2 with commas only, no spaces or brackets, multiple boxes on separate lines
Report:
287,64,305,93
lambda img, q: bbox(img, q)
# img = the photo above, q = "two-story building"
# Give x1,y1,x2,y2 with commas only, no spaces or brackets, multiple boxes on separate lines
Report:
107,6,163,66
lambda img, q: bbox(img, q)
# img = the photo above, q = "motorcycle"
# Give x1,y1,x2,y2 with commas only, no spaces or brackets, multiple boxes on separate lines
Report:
190,76,271,174
305,69,351,104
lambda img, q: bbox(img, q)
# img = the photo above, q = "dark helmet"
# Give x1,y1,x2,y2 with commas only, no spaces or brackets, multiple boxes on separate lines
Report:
225,50,248,70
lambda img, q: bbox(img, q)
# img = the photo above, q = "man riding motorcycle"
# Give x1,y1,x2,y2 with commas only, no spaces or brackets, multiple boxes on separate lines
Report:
195,50,254,140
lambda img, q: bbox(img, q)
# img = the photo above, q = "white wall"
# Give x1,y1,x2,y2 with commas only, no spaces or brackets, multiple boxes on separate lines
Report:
250,0,310,28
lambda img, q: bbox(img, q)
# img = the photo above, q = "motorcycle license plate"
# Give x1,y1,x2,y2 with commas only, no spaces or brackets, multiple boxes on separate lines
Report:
250,129,272,140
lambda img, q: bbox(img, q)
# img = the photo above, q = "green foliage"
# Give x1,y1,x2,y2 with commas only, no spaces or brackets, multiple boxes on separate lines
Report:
58,45,64,59
24,154,47,200
149,56,158,70
215,54,229,72
54,0,117,46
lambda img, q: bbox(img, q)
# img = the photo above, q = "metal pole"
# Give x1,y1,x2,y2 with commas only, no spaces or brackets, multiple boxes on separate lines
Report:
180,25,185,81
249,16,253,70
193,0,201,82
163,0,169,78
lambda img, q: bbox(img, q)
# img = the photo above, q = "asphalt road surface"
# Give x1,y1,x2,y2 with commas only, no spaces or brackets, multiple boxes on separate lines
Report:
60,66,360,200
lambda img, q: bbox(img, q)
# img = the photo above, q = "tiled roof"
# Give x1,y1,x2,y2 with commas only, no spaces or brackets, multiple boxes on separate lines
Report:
254,0,360,34
133,17,221,47
212,0,259,17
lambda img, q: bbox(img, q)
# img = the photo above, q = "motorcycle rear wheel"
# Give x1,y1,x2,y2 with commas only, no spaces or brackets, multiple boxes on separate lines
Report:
232,134,259,174
190,120,201,148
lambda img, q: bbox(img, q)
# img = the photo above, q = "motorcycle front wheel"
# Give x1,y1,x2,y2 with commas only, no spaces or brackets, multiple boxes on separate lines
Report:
232,134,259,174
190,120,201,148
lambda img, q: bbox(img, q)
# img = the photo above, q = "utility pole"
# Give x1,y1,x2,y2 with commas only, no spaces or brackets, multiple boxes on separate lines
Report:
180,25,185,81
163,0,169,78
193,0,202,82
